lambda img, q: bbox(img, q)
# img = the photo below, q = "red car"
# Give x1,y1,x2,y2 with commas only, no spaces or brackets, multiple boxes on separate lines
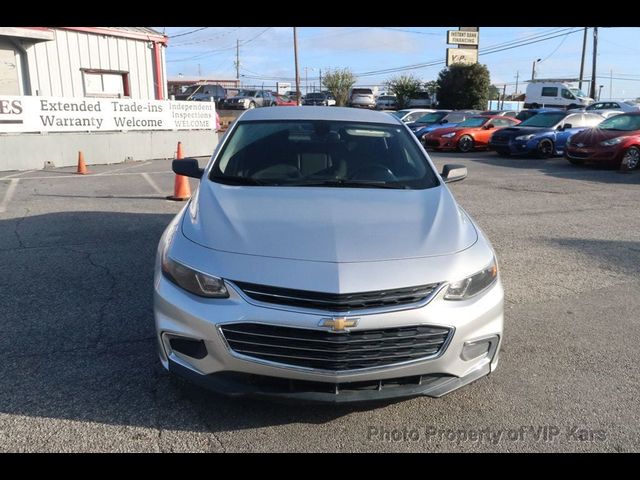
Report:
423,115,520,152
565,112,640,170
273,94,298,107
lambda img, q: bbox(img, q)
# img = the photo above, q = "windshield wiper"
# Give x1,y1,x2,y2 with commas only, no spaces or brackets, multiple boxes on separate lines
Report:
286,179,409,189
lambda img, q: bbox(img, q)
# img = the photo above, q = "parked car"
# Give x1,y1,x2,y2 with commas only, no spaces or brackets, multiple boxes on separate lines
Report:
423,115,520,152
349,87,377,108
220,89,276,110
391,109,435,123
564,111,640,170
488,111,605,157
303,92,334,106
158,106,504,403
273,94,298,107
376,95,398,110
175,83,227,103
321,91,337,106
585,100,640,113
408,91,435,108
405,110,451,135
524,81,593,109
410,111,480,139
480,110,518,118
514,107,562,122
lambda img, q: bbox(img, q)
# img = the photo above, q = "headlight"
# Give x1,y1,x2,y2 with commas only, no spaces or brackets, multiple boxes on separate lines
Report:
442,132,457,138
515,134,535,141
600,137,623,146
161,249,229,298
444,258,498,300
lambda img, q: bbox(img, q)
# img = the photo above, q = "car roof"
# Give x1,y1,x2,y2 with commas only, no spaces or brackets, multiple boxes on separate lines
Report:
238,106,402,124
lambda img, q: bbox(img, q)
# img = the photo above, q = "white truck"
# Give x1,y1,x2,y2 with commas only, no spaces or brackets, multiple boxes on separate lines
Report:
524,79,593,109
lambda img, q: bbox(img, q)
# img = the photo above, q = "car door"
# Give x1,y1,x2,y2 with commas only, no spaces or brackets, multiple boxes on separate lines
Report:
555,113,587,150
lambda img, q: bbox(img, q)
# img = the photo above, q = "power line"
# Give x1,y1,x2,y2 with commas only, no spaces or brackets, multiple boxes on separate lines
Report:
169,27,210,39
167,28,273,63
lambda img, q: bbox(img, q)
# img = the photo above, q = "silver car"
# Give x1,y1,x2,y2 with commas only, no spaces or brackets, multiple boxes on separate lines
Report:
155,107,504,403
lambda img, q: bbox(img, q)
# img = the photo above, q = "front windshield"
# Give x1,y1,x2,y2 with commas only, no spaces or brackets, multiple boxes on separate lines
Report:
238,90,257,97
415,112,447,124
392,110,410,118
456,117,489,128
598,114,640,131
519,112,566,128
570,88,588,98
211,120,440,189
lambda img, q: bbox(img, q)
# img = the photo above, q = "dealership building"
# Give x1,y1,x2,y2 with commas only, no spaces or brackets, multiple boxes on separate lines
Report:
0,27,217,171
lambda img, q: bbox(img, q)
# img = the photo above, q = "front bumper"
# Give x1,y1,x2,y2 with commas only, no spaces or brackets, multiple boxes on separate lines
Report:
565,146,621,164
423,136,457,150
155,271,503,403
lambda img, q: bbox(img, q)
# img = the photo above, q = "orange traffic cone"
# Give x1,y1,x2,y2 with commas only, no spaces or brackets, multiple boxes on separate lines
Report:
167,141,191,201
76,151,89,174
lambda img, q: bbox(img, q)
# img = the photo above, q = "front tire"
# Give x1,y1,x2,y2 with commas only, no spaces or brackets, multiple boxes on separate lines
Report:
457,135,475,153
620,146,640,170
537,138,554,158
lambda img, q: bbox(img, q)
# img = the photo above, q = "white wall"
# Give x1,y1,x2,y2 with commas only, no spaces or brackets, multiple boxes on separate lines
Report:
22,29,157,100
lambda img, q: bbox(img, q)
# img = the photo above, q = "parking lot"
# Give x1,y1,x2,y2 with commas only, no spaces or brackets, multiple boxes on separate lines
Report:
0,151,639,452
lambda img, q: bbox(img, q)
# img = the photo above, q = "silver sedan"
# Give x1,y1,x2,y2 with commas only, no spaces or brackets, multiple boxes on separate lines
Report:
154,106,504,403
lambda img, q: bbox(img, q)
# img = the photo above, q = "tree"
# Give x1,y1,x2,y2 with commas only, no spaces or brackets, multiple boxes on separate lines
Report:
423,80,439,98
386,74,422,109
488,84,501,101
322,68,356,107
436,63,491,110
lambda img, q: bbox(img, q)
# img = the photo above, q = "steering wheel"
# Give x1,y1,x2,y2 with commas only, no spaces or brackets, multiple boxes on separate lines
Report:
349,164,398,182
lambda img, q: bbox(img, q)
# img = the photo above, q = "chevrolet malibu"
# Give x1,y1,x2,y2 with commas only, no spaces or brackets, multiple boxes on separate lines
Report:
154,107,504,403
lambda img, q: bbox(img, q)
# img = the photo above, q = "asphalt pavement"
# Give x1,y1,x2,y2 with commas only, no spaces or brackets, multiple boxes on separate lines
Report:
0,152,638,452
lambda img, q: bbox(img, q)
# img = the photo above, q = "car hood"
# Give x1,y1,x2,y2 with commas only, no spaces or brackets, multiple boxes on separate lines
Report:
428,126,464,137
495,126,549,138
420,123,460,134
570,128,635,145
181,182,478,263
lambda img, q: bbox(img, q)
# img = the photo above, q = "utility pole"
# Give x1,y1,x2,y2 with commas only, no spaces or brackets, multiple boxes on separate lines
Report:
531,58,541,81
501,84,507,109
578,27,588,90
609,69,613,100
589,27,598,100
514,71,519,97
235,39,240,81
319,69,322,92
293,27,301,105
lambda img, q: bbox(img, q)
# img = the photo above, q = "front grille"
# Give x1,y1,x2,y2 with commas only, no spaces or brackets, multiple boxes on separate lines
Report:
424,139,440,147
232,281,440,312
220,323,452,371
567,150,590,159
491,135,509,144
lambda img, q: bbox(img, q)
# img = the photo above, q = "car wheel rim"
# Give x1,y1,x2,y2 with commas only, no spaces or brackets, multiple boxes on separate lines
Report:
539,140,552,156
623,148,640,169
459,137,472,152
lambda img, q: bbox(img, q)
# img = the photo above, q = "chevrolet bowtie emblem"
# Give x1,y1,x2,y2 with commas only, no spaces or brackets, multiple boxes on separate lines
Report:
320,317,359,332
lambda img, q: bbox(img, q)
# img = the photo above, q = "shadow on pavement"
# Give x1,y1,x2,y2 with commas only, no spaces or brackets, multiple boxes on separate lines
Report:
0,211,397,435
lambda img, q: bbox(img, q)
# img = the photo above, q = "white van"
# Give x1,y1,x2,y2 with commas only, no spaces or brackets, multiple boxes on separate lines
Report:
524,81,593,109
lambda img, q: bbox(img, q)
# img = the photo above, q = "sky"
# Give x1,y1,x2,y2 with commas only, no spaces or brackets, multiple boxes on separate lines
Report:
158,27,640,100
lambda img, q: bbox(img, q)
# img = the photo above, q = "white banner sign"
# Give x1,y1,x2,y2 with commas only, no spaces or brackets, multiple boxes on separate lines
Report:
0,96,216,133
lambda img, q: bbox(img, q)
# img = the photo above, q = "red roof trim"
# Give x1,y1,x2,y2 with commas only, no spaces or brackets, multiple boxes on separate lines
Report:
59,27,168,45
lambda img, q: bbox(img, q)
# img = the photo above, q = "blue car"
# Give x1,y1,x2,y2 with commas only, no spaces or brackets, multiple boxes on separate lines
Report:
514,107,562,122
408,110,481,139
488,111,605,157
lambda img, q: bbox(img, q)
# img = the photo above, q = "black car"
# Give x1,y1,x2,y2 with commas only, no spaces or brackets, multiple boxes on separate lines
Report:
303,92,332,106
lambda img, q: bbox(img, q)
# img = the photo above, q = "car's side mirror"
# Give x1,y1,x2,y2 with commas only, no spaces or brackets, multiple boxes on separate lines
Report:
441,119,448,124
562,123,572,130
172,158,204,179
484,123,495,129
442,164,467,183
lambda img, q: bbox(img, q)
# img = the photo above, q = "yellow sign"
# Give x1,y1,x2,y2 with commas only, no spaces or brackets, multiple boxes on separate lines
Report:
446,48,479,66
